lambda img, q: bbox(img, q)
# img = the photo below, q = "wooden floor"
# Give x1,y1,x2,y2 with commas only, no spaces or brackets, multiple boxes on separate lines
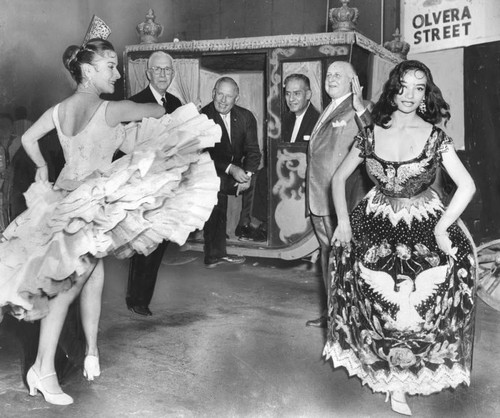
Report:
1,246,499,418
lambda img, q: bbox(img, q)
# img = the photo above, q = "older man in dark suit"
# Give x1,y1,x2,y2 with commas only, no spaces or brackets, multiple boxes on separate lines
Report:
126,51,182,316
129,52,182,111
306,61,372,328
201,77,261,268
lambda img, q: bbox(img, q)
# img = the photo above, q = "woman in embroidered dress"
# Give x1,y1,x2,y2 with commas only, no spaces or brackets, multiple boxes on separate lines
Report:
323,60,476,416
0,38,220,405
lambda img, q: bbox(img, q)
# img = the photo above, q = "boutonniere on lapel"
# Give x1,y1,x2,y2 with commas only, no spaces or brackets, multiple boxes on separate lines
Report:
331,119,347,128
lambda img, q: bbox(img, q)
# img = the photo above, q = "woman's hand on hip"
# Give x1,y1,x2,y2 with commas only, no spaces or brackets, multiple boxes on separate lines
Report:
35,165,49,182
435,232,457,260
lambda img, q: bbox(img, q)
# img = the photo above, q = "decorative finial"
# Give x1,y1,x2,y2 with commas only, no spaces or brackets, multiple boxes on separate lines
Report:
383,28,410,59
329,0,359,32
136,9,164,44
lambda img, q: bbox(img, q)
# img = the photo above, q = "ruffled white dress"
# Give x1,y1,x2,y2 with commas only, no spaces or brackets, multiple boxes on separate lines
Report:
0,101,220,321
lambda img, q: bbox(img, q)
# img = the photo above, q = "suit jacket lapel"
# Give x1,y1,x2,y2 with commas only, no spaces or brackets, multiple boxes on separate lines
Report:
215,110,232,149
146,86,159,104
324,97,350,125
310,98,352,144
311,101,333,140
296,106,314,141
229,108,240,148
296,114,306,142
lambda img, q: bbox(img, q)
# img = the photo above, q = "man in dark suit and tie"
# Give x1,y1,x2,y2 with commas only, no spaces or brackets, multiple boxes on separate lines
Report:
127,51,182,112
281,74,320,143
126,51,182,316
305,61,372,328
201,77,261,268
250,73,321,241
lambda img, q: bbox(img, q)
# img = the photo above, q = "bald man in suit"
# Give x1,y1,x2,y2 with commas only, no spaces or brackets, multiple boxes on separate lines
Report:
306,61,372,328
201,77,261,267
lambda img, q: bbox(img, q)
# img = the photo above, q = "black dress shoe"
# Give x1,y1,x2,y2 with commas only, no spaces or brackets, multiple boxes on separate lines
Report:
305,316,327,328
205,254,246,268
128,305,153,316
250,225,267,242
235,224,254,240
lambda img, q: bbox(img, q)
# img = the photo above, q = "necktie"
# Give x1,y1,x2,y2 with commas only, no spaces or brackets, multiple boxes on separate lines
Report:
222,114,231,140
161,96,167,111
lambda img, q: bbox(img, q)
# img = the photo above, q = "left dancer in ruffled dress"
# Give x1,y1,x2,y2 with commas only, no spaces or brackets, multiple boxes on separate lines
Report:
0,34,220,405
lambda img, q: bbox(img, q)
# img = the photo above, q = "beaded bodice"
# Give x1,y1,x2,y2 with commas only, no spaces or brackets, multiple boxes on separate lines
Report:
356,125,453,199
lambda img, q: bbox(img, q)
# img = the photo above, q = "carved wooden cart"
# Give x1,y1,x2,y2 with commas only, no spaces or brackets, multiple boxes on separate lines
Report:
124,31,400,260
123,32,500,311
476,240,500,311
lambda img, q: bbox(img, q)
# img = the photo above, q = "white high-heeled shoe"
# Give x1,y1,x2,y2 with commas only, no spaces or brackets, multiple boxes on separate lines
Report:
385,391,412,416
26,367,73,405
83,355,101,381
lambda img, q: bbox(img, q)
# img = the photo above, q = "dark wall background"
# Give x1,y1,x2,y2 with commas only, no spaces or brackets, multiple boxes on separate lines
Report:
464,41,500,241
0,0,398,119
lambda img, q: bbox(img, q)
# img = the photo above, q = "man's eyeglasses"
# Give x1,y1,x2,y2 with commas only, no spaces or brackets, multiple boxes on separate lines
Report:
149,66,173,75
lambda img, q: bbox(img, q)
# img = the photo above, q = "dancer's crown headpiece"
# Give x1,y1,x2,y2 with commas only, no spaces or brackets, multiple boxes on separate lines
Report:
82,15,111,45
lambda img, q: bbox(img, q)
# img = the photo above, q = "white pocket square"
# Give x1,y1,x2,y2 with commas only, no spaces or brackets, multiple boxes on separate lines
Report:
331,120,347,128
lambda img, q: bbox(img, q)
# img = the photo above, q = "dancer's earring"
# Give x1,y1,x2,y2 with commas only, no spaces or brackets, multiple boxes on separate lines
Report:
82,76,92,89
418,99,427,114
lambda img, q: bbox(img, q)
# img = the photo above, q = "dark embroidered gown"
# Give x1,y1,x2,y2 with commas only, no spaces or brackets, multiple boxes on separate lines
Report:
323,126,477,395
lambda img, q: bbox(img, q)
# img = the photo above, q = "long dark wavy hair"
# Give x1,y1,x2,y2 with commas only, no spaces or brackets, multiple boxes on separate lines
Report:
372,60,450,128
62,38,115,84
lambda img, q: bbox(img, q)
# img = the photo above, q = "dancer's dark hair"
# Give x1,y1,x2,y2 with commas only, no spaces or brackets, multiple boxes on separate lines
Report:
372,60,451,127
62,38,115,84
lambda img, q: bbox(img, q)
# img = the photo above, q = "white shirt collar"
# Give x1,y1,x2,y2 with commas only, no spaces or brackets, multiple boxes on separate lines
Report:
149,85,165,105
332,92,352,108
294,102,310,122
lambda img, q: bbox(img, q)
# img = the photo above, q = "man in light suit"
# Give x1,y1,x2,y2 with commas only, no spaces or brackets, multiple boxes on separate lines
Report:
126,51,182,316
306,61,372,328
281,73,320,143
202,77,261,267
